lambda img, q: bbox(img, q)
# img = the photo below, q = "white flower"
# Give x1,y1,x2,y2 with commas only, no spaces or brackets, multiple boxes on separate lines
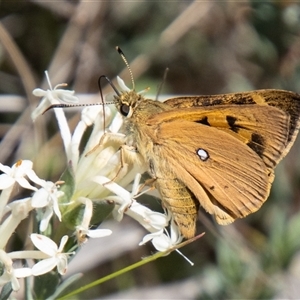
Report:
31,71,78,121
139,219,183,251
31,234,74,276
0,160,42,220
94,173,169,232
0,198,33,249
139,219,193,265
126,201,169,232
0,160,41,191
70,104,115,171
75,197,112,244
31,71,78,158
31,181,64,232
73,104,144,199
76,225,112,243
0,250,32,291
93,175,133,220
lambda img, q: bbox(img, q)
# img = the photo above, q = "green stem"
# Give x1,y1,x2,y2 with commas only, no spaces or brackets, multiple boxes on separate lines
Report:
57,232,205,299
57,250,166,300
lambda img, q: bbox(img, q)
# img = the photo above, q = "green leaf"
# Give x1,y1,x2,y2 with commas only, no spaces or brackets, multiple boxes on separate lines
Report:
0,283,13,300
33,271,60,300
58,164,76,208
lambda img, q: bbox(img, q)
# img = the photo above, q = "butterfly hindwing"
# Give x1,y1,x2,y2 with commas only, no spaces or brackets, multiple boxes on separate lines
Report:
149,119,275,224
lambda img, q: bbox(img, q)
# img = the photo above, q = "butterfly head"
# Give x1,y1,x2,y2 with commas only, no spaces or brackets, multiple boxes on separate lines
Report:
114,90,143,118
112,47,170,121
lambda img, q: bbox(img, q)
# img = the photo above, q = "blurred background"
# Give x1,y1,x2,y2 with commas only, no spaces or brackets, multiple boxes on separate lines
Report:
1,1,300,299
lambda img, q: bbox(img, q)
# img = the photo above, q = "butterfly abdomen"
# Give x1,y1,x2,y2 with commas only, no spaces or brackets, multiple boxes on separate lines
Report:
155,177,199,239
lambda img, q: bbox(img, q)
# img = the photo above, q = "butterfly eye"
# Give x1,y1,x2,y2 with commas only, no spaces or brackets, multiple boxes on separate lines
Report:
120,104,132,117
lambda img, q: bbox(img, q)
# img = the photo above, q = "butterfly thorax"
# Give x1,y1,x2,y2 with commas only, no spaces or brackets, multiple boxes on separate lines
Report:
115,90,172,154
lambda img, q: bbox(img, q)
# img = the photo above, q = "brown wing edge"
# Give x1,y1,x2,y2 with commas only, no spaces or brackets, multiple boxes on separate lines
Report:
165,89,300,159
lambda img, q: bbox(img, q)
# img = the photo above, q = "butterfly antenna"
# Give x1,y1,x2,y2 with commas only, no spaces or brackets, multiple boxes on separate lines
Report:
98,75,121,98
116,46,135,90
97,75,121,132
156,67,169,100
43,75,120,115
43,102,95,114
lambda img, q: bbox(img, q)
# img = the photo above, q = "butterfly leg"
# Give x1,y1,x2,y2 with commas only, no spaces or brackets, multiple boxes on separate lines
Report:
85,131,126,157
106,144,132,183
135,178,156,197
101,143,146,185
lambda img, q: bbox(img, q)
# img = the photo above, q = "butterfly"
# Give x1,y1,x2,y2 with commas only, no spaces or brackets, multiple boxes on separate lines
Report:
113,49,300,238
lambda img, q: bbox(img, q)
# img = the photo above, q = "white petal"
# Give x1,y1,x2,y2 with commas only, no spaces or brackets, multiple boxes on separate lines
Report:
31,188,49,207
59,91,79,103
8,197,32,211
57,235,68,252
31,234,58,256
10,197,32,220
108,112,124,133
39,208,53,232
0,174,15,189
81,106,103,126
13,267,32,278
93,176,132,215
10,274,20,291
14,160,33,174
52,195,62,221
131,173,142,195
170,220,183,244
32,88,47,96
31,98,48,121
152,234,171,252
0,163,12,174
94,176,131,200
145,211,169,228
57,254,68,275
25,169,45,186
32,257,57,276
117,76,131,92
16,177,37,191
139,230,163,246
77,197,93,228
125,201,168,232
87,229,112,238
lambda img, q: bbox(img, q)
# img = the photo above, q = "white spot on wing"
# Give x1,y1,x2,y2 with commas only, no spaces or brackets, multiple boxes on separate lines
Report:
197,148,209,161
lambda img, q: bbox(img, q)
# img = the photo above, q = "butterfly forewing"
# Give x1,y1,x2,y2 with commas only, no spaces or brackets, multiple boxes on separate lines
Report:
147,104,291,170
165,89,300,158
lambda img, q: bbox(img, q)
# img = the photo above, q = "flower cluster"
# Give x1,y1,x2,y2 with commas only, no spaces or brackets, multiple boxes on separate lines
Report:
0,160,73,291
0,72,184,296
